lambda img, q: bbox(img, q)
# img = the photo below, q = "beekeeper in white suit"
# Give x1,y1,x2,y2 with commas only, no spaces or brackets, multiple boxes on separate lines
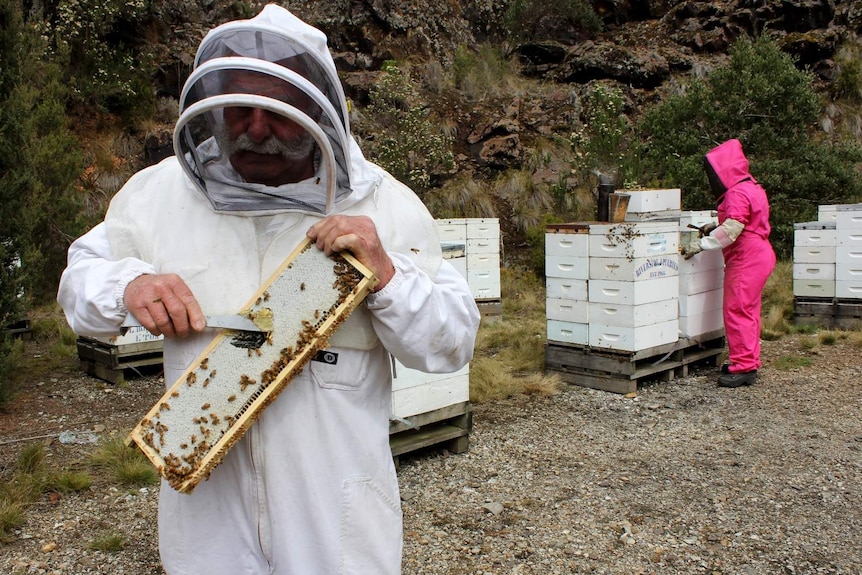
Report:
57,4,480,574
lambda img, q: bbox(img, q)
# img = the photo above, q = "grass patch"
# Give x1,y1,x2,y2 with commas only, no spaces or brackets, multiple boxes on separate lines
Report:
470,266,561,402
761,261,794,334
772,355,813,370
90,435,159,486
0,444,48,540
51,471,93,493
88,532,127,552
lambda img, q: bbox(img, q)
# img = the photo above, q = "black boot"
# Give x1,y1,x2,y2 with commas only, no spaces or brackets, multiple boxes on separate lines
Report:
717,371,757,388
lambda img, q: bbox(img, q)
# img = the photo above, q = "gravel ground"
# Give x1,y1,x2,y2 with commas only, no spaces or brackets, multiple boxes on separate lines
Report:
2,333,861,574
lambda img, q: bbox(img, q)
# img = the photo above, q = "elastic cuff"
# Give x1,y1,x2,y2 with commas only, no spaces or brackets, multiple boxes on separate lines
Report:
114,269,151,314
365,255,405,308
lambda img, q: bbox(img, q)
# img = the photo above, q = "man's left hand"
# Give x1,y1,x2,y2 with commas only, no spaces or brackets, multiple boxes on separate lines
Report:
307,215,396,291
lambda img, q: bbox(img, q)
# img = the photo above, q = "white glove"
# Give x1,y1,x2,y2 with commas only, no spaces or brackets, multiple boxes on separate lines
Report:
681,239,703,260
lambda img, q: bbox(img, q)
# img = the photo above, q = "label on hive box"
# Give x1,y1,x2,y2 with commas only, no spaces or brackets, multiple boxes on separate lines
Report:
589,255,680,281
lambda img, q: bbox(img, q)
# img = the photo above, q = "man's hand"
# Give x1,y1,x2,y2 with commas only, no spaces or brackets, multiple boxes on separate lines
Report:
307,215,396,291
680,239,703,260
124,274,206,338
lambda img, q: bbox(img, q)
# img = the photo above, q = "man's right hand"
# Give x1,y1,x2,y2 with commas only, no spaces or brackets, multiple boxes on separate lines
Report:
123,274,206,338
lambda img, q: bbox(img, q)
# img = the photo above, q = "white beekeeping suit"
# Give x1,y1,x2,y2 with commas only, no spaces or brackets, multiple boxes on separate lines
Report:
58,4,480,574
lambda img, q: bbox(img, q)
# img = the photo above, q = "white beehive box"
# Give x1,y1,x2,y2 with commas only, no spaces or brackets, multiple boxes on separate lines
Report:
793,221,837,298
588,299,677,327
546,277,588,301
836,209,862,230
546,231,589,258
679,210,718,230
623,188,681,213
793,263,836,281
794,222,837,247
589,319,679,351
546,256,589,280
679,307,724,336
836,282,862,299
588,228,678,258
678,288,723,316
793,246,837,264
391,359,469,419
546,319,589,346
679,268,723,291
436,219,467,241
589,276,679,305
546,297,589,323
435,218,502,300
794,280,835,298
818,205,839,222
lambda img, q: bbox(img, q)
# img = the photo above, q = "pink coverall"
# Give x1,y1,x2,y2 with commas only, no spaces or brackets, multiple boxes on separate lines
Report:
705,139,776,374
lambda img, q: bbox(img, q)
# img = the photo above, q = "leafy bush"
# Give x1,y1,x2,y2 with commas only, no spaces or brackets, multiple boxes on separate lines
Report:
636,35,862,259
0,0,84,393
48,0,156,121
503,0,601,43
364,61,455,195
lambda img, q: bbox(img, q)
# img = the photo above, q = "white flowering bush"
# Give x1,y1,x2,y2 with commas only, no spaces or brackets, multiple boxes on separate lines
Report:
365,61,455,195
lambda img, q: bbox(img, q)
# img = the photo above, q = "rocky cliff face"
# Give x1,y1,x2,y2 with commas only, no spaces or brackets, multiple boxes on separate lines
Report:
143,0,860,212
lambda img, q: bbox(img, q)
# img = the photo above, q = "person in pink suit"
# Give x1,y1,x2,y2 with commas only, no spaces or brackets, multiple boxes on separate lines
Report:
681,139,776,387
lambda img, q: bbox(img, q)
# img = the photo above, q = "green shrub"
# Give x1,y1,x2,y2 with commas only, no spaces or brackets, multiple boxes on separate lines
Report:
503,0,602,42
636,35,862,258
49,0,156,121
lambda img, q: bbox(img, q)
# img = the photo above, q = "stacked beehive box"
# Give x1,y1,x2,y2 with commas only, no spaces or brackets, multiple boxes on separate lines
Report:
793,220,836,300
436,218,502,317
679,211,724,338
794,203,862,327
545,190,726,394
387,217,503,458
587,221,681,351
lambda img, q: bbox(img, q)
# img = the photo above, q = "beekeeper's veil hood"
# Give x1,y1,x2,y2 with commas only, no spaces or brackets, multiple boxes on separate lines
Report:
174,4,358,215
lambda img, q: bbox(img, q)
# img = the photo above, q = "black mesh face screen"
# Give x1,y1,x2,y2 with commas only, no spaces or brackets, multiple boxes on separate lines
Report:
704,156,726,202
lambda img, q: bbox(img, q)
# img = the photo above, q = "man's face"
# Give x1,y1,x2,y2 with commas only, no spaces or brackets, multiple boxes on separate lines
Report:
219,72,317,186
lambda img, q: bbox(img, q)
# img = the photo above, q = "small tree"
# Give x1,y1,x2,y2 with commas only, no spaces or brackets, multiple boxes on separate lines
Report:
0,0,83,396
637,35,862,258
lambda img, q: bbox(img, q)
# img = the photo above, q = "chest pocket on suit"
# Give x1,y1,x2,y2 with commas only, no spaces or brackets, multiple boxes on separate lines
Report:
309,348,368,391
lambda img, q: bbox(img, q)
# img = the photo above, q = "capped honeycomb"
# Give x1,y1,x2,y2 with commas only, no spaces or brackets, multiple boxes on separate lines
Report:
126,238,378,493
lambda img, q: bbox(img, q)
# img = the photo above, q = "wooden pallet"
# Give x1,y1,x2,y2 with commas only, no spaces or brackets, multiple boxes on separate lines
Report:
77,336,164,384
389,401,472,467
477,299,503,323
2,317,31,339
794,297,862,330
545,330,726,394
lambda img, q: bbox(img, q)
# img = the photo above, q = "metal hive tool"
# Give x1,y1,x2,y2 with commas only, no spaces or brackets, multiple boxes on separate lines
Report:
126,238,378,493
